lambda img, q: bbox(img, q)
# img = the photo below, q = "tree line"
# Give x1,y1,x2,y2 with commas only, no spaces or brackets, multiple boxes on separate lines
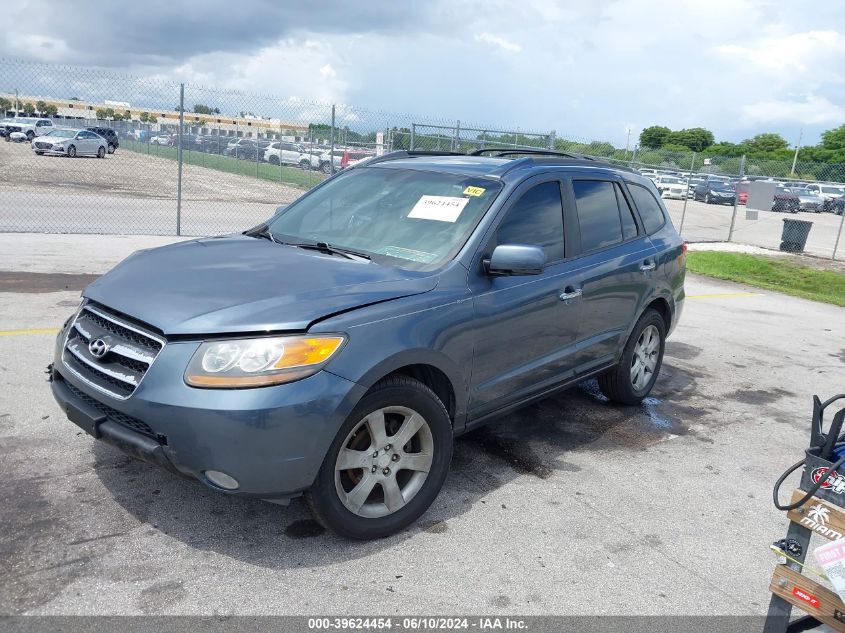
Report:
639,124,845,166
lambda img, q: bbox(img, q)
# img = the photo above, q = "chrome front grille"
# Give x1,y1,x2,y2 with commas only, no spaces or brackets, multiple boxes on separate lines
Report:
62,303,165,400
35,142,51,149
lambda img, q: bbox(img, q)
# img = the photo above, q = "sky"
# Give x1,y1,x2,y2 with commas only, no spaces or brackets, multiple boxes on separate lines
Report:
2,0,844,148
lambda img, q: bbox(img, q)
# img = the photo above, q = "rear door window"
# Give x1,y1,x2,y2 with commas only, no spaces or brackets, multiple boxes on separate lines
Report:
627,184,667,234
495,181,565,262
572,180,623,252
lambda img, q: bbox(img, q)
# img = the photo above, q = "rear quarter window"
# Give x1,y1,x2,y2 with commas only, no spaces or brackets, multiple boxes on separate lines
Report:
627,183,667,235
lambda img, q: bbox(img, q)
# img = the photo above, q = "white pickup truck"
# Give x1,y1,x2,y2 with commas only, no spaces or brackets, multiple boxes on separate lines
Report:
1,117,55,141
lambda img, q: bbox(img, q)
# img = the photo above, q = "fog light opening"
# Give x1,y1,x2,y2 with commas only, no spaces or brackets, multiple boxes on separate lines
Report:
204,470,239,490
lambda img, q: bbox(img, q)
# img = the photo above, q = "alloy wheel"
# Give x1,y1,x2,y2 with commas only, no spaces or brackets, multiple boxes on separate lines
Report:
334,406,433,519
630,324,660,391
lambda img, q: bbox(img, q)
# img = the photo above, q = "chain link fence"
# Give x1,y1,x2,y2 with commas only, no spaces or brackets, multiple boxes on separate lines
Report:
1,58,844,259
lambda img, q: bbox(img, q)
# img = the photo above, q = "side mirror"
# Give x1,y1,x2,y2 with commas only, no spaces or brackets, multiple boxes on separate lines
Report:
486,244,546,276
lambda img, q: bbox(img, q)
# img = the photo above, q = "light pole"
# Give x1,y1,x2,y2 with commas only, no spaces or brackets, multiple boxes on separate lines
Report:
790,128,803,177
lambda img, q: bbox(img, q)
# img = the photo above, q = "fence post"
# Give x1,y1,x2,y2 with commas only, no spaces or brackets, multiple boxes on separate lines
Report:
833,211,845,260
549,130,556,150
453,120,460,152
727,155,746,242
410,123,415,151
629,144,638,168
330,104,336,175
678,152,696,235
176,83,184,237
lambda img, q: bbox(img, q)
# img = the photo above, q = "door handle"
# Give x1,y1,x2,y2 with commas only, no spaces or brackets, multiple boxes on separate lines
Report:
559,288,582,301
640,260,656,272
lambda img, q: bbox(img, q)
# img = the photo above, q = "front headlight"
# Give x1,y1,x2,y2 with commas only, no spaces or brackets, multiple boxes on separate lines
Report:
184,334,346,388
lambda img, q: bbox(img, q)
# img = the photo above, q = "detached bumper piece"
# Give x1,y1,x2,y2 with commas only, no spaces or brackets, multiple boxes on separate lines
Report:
51,372,179,476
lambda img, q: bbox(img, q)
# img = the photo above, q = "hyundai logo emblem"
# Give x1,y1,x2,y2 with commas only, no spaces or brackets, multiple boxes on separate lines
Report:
88,338,110,359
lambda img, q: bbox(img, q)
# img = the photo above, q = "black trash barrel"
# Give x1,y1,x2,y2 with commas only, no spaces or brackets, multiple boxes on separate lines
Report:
780,218,813,253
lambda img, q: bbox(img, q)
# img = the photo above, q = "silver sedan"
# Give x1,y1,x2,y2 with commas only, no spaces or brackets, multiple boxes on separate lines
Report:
32,128,107,158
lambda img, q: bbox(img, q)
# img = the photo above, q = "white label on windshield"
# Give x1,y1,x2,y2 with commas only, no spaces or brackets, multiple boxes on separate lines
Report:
408,195,469,222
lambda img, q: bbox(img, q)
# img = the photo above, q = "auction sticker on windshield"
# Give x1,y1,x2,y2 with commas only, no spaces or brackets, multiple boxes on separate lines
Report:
408,195,469,222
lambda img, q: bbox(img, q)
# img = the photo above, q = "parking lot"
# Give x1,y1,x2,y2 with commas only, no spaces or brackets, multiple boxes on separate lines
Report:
1,235,843,615
2,139,844,259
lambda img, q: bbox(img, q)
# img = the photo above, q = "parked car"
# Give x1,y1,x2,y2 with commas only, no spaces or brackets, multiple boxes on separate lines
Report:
805,184,845,213
50,149,685,539
2,117,54,141
86,127,119,154
771,186,800,213
787,187,825,212
693,180,736,205
733,181,750,205
655,175,687,200
150,134,173,146
319,148,376,174
32,128,107,158
225,138,259,157
686,177,705,197
297,147,323,170
264,141,304,166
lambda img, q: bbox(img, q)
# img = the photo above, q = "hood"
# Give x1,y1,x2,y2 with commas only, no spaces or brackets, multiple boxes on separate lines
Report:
84,235,438,336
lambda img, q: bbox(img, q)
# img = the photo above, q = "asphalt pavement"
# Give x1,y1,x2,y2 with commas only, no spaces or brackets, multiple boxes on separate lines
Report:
0,236,843,615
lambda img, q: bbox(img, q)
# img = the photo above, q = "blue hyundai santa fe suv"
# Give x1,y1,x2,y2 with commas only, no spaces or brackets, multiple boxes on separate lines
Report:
50,149,685,539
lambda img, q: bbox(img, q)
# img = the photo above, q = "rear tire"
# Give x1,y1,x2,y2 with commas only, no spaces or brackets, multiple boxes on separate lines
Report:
305,376,452,540
269,155,279,166
299,159,311,170
26,131,34,141
598,308,666,405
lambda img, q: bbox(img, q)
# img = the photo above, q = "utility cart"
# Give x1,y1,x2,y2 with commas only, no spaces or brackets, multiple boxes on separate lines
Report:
766,394,845,633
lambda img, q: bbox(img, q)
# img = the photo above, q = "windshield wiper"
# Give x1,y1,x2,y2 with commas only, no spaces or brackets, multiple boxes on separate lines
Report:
286,241,371,261
252,225,279,244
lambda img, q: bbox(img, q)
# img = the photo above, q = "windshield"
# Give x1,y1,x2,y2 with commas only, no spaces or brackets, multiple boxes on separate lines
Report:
266,166,503,270
44,129,77,138
661,177,683,184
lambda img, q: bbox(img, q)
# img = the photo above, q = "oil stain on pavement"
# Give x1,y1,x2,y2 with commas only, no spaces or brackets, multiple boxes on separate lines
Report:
0,271,99,293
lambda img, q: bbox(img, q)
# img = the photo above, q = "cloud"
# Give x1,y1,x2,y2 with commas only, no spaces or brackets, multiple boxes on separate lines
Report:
0,0,430,66
2,1,845,146
740,96,845,125
474,32,522,53
715,30,845,78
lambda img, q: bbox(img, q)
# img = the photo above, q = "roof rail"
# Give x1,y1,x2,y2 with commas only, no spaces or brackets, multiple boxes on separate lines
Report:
353,150,470,168
470,148,597,160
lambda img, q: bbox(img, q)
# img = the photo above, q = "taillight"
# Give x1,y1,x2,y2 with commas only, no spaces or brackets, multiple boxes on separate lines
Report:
681,241,688,255
340,150,350,168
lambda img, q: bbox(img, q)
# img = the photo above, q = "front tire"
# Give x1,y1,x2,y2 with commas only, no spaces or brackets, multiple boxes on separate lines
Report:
26,131,34,141
67,145,77,158
598,308,666,405
305,376,452,540
97,146,105,158
704,193,711,204
107,144,116,154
